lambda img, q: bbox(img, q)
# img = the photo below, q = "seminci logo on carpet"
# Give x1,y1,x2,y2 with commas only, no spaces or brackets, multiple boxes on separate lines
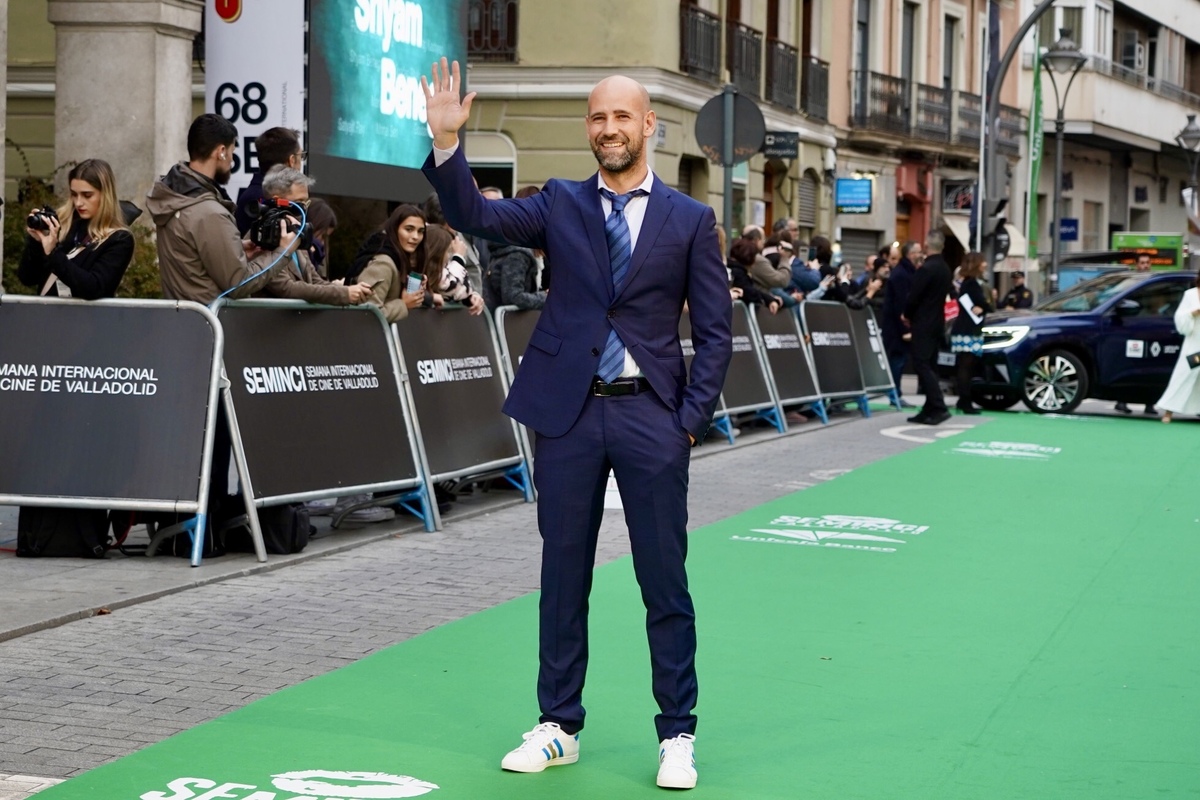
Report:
140,770,439,800
950,440,1061,459
731,514,930,554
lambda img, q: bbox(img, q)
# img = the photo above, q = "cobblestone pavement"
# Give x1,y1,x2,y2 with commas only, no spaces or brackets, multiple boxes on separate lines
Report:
0,406,987,794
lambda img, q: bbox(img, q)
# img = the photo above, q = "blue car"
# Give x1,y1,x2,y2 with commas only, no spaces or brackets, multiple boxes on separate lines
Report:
970,270,1194,413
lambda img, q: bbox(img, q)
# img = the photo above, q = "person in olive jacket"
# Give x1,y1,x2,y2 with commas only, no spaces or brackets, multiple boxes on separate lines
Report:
19,158,133,299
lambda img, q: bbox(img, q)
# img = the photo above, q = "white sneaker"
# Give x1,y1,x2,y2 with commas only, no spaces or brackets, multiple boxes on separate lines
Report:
656,733,697,789
332,494,396,524
500,722,579,773
304,497,337,516
344,505,395,523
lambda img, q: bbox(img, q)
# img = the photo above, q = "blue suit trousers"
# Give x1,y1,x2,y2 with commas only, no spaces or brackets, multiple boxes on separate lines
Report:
534,388,697,742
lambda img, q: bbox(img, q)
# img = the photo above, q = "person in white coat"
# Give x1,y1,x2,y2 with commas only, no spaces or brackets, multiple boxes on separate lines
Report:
1157,276,1200,423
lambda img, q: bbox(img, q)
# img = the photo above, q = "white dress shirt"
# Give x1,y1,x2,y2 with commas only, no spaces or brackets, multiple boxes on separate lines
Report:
434,142,654,377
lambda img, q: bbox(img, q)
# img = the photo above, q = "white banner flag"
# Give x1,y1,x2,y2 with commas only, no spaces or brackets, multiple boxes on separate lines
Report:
204,0,306,199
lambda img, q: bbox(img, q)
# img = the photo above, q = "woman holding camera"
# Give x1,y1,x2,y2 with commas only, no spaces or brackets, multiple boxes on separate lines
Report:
15,159,133,557
345,204,430,324
18,159,133,299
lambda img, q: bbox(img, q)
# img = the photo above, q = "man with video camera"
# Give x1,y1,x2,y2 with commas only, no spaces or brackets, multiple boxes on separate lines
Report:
255,165,372,305
148,114,299,304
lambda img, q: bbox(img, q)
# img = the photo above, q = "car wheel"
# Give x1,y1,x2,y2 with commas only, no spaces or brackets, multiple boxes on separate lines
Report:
1021,350,1089,413
973,388,1019,411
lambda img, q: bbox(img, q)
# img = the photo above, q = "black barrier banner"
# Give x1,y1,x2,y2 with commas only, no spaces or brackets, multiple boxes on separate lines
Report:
801,302,865,397
499,308,541,377
396,307,520,478
847,307,893,392
0,301,215,503
218,304,418,499
718,303,775,412
754,304,820,403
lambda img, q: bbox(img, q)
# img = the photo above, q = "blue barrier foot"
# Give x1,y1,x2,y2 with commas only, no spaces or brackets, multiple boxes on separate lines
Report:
185,514,204,568
756,407,786,434
812,400,830,425
711,415,736,444
503,463,535,503
857,394,871,418
394,486,436,532
888,389,903,410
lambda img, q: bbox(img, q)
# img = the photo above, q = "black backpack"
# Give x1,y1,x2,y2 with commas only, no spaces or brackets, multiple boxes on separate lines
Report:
16,507,112,558
225,503,311,555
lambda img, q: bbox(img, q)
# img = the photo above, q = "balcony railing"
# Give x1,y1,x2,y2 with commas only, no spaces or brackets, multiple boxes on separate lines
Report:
801,56,829,122
727,21,763,99
467,0,518,62
997,104,1022,155
1087,56,1200,111
955,91,982,148
679,4,721,84
765,38,799,111
914,84,951,142
852,71,910,135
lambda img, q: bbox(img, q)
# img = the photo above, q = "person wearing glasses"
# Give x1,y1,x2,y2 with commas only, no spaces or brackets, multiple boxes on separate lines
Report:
256,166,372,306
235,126,305,236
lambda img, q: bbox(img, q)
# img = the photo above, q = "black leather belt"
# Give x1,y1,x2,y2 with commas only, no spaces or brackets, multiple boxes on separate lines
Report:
592,376,651,396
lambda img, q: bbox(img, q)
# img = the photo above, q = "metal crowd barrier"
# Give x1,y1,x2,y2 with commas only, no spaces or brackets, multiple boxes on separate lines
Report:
0,295,225,566
0,293,903,567
214,299,436,547
392,306,534,521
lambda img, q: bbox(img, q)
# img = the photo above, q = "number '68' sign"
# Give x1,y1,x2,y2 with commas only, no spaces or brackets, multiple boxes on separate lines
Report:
214,82,268,175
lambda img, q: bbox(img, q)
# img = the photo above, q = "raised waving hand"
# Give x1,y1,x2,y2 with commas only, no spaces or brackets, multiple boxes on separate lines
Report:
420,58,476,150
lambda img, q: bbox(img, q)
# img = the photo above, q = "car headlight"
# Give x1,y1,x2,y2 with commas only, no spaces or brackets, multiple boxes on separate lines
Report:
981,325,1030,350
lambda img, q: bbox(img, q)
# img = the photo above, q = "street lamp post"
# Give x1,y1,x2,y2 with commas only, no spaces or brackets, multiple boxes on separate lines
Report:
1042,29,1088,284
1176,114,1200,270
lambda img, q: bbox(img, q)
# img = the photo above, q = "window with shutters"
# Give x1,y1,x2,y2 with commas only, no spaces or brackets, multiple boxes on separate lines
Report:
677,160,692,197
797,173,819,227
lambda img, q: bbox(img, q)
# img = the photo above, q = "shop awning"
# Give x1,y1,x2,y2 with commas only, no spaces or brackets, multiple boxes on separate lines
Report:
942,215,973,249
942,217,1035,271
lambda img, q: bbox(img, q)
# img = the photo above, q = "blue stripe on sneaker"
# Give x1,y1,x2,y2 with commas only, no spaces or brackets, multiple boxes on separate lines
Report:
553,738,563,757
542,747,552,760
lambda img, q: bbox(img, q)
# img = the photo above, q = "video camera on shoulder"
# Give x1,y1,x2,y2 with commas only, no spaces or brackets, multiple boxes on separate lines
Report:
249,198,311,251
26,205,58,232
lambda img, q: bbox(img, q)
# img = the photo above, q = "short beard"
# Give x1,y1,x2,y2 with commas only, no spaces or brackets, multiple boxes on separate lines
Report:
214,163,232,186
591,135,643,173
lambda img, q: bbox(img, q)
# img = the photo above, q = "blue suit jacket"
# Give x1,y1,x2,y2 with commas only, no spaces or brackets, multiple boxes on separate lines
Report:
423,148,732,440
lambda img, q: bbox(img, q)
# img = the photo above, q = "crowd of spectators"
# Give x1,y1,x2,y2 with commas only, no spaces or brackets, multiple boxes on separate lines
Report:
9,110,1012,542
718,217,1009,428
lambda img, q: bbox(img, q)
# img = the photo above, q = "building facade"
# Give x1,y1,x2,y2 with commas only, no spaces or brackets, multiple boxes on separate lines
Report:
824,0,1023,269
1015,0,1200,265
465,0,838,244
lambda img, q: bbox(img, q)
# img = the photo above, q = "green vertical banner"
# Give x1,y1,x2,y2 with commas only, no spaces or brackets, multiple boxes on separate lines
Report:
1026,30,1043,259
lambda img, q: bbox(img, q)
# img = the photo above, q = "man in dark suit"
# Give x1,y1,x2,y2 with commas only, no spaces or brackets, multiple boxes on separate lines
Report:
881,240,923,406
902,229,953,425
421,59,732,790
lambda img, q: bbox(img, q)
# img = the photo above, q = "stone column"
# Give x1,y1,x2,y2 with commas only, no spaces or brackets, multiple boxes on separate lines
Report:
48,0,202,208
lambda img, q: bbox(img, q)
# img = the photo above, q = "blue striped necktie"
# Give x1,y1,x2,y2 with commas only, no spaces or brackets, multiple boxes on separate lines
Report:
596,187,647,383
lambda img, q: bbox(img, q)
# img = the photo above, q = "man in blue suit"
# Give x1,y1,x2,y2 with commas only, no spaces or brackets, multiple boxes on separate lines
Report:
422,59,732,790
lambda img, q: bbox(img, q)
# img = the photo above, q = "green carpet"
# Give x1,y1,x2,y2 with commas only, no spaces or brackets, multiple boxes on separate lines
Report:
37,414,1200,799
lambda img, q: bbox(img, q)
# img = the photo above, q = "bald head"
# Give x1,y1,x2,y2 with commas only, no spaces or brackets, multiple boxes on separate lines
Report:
588,75,651,117
586,75,655,181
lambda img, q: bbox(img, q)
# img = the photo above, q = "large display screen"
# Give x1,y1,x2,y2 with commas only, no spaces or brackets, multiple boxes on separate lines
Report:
309,0,467,201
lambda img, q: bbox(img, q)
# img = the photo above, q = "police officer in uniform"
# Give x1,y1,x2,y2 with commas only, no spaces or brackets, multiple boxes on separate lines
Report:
999,271,1033,310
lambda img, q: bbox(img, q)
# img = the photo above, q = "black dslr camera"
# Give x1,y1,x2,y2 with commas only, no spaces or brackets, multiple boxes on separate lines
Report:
26,205,58,232
249,198,311,251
